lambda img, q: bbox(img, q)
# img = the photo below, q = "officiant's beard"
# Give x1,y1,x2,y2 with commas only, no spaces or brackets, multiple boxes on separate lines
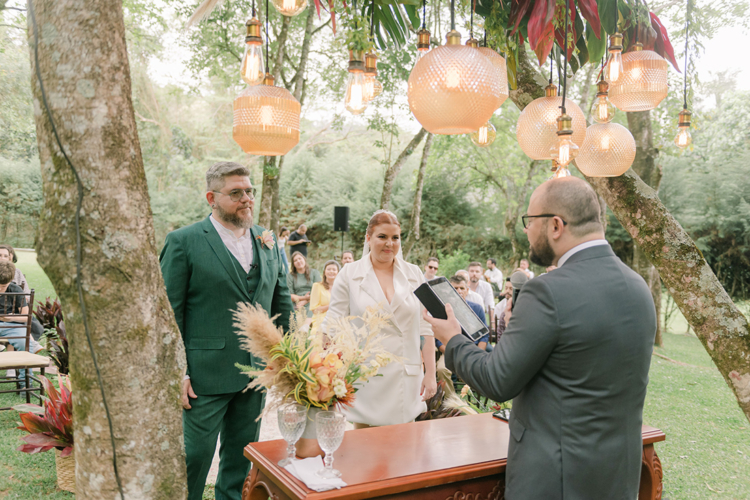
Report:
529,232,555,267
216,204,253,229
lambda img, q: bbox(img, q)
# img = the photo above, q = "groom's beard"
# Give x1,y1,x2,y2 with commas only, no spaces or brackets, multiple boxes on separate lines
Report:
216,204,253,229
529,232,555,267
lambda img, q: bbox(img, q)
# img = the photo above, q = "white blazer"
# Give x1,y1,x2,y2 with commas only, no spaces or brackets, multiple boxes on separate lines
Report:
322,255,433,426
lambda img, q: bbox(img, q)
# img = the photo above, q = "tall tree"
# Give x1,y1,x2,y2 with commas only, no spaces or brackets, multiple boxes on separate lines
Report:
403,131,434,259
380,128,427,210
28,0,187,497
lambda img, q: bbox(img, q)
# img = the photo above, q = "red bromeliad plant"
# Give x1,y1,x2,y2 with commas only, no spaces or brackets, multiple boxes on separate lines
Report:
14,375,73,457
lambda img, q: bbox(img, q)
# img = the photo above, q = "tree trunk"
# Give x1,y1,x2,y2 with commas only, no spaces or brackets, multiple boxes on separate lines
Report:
28,1,187,498
627,110,663,347
511,44,750,422
380,128,427,210
403,132,434,259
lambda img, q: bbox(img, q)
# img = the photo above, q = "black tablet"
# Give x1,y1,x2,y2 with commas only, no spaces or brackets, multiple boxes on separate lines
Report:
414,277,489,343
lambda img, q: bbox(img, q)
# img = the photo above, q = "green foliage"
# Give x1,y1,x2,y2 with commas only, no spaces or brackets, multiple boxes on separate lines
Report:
0,25,36,160
340,11,373,52
0,156,43,247
436,249,472,278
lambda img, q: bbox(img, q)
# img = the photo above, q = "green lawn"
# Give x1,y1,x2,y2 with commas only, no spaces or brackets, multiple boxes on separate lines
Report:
1,255,749,498
14,250,57,303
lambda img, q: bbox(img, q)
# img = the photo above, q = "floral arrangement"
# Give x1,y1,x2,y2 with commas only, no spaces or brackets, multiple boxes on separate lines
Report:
234,304,399,414
14,375,73,457
256,230,275,249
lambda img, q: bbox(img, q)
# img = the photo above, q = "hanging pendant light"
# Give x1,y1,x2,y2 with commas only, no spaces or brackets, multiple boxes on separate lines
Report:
550,162,572,179
240,15,264,85
344,50,368,114
415,0,431,63
609,1,668,111
605,33,624,84
407,0,502,135
270,0,307,16
471,121,496,147
233,0,301,156
517,85,586,160
550,113,579,168
363,51,383,102
674,0,693,149
477,46,509,110
590,79,617,123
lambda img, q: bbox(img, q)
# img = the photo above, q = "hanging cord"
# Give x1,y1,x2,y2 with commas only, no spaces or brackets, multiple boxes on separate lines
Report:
370,0,374,38
450,0,455,30
27,1,124,498
470,0,474,39
561,0,570,112
252,0,256,18
549,52,554,84
682,0,691,109
635,0,640,44
421,0,426,29
265,0,269,70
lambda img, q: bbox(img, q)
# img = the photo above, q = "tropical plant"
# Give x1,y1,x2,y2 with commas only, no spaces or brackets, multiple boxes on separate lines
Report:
234,303,400,413
33,297,62,330
14,375,74,457
34,297,69,375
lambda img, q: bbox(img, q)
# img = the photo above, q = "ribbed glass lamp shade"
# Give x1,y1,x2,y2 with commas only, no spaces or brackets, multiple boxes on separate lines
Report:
516,88,586,160
609,46,668,112
408,32,503,135
477,47,509,110
270,0,307,16
233,79,301,156
576,122,636,177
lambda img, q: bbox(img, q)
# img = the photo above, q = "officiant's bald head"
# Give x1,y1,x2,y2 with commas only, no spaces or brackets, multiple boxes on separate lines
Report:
525,177,604,267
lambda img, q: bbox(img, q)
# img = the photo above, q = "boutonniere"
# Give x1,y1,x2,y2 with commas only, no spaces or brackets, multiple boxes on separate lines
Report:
256,230,275,250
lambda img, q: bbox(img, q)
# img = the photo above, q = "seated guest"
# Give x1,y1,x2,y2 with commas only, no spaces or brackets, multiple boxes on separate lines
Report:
309,260,340,334
341,250,355,265
494,280,513,336
423,257,439,280
425,177,656,500
287,251,321,317
519,258,535,278
484,258,504,287
468,262,495,326
435,275,488,354
0,261,44,386
0,244,44,342
456,270,484,306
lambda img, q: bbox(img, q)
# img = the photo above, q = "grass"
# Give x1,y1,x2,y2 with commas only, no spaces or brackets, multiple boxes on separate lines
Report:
14,250,56,303
1,255,750,499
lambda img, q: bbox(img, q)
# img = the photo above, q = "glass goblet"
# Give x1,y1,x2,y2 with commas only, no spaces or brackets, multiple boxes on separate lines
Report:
315,411,346,479
277,404,308,467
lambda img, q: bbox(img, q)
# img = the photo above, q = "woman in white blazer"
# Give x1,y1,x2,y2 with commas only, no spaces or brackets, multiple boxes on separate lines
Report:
322,210,437,427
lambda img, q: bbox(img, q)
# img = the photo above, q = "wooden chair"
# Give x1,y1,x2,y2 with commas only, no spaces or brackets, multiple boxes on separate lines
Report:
0,289,49,410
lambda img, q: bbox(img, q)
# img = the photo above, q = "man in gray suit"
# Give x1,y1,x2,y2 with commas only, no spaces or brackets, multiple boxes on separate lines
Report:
424,177,656,500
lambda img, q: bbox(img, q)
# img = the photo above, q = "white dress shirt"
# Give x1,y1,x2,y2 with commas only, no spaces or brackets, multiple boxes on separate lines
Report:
468,290,484,307
557,239,609,267
473,280,495,309
484,267,504,285
209,215,254,273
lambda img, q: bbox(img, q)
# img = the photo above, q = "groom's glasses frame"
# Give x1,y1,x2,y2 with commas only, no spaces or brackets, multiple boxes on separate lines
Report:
521,214,568,229
213,188,257,202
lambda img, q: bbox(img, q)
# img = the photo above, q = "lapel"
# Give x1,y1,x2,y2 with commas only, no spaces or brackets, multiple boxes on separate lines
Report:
354,257,390,312
201,216,249,298
352,257,417,333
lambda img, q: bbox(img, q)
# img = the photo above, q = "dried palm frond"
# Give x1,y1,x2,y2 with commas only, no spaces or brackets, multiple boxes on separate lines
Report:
186,0,225,28
233,303,284,361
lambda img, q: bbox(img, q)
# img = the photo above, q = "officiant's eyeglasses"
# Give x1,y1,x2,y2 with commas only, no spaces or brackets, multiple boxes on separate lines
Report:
521,214,568,229
213,188,256,202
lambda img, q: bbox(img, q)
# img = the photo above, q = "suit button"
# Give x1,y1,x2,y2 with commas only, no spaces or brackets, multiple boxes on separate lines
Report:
248,290,254,295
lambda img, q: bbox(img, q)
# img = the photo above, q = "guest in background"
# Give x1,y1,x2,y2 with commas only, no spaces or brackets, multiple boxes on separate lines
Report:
494,280,513,340
287,251,321,317
520,258,535,278
484,258,504,287
277,227,291,272
456,270,484,306
341,250,355,265
287,224,311,258
468,262,495,326
309,260,340,334
322,210,437,428
0,244,44,341
423,257,439,281
435,274,489,354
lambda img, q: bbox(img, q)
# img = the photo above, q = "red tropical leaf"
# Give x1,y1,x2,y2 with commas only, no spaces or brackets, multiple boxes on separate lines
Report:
18,412,49,435
509,0,533,36
554,3,577,60
576,0,601,39
22,433,69,449
650,12,679,71
60,446,73,458
528,0,556,50
534,21,555,66
17,444,53,454
311,0,322,19
329,0,337,34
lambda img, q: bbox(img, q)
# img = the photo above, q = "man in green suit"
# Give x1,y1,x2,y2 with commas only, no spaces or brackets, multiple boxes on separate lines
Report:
425,177,656,500
160,162,293,500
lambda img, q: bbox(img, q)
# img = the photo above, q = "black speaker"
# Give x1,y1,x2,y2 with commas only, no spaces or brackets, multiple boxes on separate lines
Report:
334,206,350,232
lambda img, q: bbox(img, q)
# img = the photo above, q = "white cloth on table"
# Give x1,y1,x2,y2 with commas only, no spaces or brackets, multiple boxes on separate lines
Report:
284,457,347,492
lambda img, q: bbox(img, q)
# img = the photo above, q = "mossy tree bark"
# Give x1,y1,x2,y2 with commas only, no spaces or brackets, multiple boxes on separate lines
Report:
28,1,188,497
403,132,434,259
512,45,750,423
380,128,427,211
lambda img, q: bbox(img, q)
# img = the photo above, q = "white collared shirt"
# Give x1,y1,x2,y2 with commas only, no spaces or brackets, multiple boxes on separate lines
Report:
209,215,254,273
484,267,504,285
557,239,609,267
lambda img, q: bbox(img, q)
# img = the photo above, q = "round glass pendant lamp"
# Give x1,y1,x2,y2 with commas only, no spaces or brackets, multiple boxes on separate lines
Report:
516,84,586,160
408,30,503,135
233,74,301,156
270,0,307,16
477,46,508,110
576,122,636,177
609,43,668,112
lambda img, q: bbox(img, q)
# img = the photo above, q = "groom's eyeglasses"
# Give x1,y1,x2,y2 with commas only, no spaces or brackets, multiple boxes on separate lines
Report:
213,188,256,202
521,214,568,229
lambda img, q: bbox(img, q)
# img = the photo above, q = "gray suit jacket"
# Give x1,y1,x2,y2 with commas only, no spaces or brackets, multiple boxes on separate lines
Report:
446,245,656,500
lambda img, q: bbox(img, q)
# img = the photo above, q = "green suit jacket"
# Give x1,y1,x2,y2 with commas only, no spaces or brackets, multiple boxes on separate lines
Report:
160,216,294,395
446,245,656,500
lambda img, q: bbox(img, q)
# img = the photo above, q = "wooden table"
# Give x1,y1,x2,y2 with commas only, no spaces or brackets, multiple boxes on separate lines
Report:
242,413,665,500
